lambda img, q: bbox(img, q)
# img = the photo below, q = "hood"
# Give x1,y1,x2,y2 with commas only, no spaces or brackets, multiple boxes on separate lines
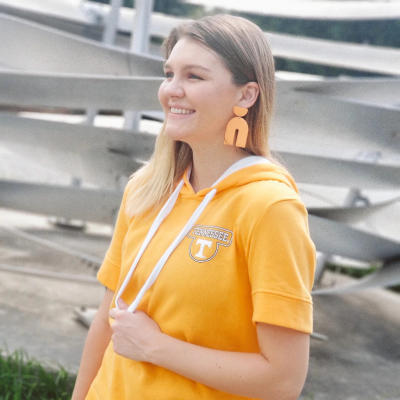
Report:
115,156,298,312
180,157,298,198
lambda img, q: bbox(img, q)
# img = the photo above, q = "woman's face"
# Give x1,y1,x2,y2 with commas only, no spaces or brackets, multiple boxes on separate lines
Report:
158,37,243,146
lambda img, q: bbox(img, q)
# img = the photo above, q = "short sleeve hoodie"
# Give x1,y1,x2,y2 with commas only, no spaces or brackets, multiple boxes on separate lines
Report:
87,156,316,400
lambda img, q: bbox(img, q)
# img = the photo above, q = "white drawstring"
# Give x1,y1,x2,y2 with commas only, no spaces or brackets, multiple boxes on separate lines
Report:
115,156,270,312
126,188,217,312
114,179,185,308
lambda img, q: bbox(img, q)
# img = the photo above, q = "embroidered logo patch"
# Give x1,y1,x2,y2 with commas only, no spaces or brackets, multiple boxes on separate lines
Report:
187,225,233,263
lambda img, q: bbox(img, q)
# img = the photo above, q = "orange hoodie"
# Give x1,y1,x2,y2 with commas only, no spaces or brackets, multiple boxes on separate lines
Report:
88,156,315,400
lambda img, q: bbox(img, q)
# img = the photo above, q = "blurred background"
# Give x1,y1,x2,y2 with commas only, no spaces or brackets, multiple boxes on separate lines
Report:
0,1,399,399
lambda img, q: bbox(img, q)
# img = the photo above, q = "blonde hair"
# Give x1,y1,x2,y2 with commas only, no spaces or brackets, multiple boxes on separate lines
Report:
126,14,275,217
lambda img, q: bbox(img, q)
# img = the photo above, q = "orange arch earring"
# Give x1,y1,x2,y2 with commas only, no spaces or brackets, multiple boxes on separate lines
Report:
224,106,249,148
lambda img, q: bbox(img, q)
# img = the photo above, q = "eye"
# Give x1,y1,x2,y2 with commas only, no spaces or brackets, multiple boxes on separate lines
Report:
164,71,173,79
188,73,202,80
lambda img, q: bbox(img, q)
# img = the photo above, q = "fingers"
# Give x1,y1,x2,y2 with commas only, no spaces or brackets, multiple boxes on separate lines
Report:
109,297,130,319
109,304,149,325
109,307,128,320
109,307,118,319
117,297,129,310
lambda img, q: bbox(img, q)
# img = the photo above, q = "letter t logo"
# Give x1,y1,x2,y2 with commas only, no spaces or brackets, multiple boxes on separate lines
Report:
194,239,212,259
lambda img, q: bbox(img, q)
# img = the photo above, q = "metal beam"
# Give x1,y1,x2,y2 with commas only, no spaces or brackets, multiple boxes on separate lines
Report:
308,197,400,224
0,113,155,159
0,13,163,75
278,151,400,190
0,180,121,224
184,0,400,20
1,114,400,189
272,91,400,157
313,261,400,295
267,31,400,76
276,78,400,109
0,71,163,110
309,215,400,262
3,11,400,76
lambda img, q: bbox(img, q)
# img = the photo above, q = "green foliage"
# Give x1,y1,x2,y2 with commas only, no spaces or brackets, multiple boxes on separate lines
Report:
325,264,400,293
89,1,399,77
92,0,205,17
0,349,75,400
239,13,400,48
233,13,400,77
154,0,204,17
326,263,378,279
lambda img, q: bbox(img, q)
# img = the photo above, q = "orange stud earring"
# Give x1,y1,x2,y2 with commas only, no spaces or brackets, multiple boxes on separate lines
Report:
224,106,249,148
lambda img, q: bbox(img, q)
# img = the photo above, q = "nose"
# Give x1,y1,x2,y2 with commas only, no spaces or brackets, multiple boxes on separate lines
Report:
163,76,184,98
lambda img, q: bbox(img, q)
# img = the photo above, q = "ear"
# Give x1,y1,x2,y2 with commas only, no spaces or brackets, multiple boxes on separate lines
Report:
237,81,259,109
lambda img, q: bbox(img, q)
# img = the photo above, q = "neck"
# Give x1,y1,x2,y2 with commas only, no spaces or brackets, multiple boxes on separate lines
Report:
189,142,251,192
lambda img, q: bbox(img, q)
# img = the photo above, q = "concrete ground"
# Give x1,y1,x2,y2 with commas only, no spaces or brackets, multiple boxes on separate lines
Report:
305,278,400,400
0,208,399,399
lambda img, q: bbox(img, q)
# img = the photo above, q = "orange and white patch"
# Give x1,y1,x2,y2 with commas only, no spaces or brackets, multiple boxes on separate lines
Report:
187,225,233,263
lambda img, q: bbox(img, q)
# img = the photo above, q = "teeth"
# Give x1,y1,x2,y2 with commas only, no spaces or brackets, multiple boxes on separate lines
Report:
170,107,194,114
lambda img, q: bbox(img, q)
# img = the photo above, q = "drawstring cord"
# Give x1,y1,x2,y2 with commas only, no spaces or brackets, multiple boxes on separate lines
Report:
115,156,270,312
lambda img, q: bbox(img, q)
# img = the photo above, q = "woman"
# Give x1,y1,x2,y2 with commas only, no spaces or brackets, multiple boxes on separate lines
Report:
72,14,315,400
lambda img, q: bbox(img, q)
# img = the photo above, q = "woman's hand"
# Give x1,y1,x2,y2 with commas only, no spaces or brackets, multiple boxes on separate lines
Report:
109,298,162,363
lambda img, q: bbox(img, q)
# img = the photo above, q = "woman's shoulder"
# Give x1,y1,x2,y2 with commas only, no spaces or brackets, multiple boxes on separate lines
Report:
230,178,308,233
233,180,310,247
237,178,301,208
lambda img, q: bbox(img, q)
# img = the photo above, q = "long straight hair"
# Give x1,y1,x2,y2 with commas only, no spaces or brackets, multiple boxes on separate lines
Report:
126,14,275,217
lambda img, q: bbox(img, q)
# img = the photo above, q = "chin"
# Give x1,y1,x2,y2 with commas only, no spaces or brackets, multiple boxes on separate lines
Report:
164,127,194,143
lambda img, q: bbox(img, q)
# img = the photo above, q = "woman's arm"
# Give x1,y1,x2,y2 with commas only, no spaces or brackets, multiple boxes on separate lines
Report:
71,288,114,400
153,322,309,400
110,300,309,400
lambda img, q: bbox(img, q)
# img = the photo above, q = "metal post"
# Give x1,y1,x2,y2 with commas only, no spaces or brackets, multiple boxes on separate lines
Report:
131,0,153,54
85,0,122,125
103,0,123,45
314,151,377,285
314,188,360,284
124,0,154,130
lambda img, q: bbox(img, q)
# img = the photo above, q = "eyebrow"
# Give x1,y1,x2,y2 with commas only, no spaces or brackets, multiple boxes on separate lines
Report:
163,63,211,72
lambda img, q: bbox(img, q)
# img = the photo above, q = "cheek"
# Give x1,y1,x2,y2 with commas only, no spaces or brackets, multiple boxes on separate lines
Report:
157,83,167,108
206,93,235,122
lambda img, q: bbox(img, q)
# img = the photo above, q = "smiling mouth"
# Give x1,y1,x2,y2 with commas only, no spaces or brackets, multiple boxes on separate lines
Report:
169,107,195,115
